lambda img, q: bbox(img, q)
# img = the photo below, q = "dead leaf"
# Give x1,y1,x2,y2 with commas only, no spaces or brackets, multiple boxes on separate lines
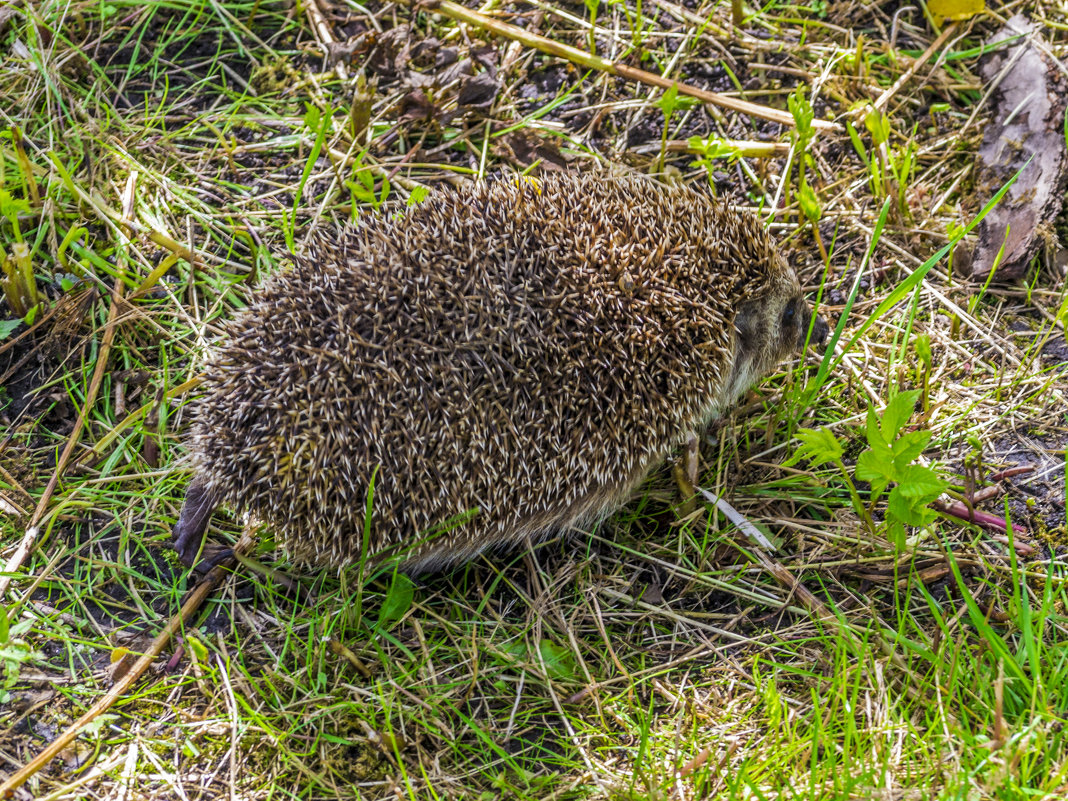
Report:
493,129,570,171
928,0,985,23
368,25,411,78
458,72,499,108
399,89,453,126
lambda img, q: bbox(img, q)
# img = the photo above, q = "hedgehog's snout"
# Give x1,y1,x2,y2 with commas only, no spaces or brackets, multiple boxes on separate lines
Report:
782,295,829,352
806,311,830,351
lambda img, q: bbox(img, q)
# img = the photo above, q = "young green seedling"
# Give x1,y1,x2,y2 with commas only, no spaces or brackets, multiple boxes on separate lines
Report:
792,390,948,551
655,84,696,174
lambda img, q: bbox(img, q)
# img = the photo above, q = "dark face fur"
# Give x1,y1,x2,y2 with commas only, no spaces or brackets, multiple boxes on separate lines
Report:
726,275,829,406
778,294,830,352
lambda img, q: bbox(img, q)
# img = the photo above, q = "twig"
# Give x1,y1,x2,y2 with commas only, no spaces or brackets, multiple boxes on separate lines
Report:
933,500,1033,546
987,465,1034,482
698,487,776,551
0,174,145,599
427,0,838,131
0,275,125,600
697,488,837,620
303,0,349,81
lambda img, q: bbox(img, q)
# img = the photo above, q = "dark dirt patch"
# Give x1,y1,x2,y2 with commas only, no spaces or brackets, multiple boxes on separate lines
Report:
1041,334,1068,366
941,430,1068,550
990,432,1068,536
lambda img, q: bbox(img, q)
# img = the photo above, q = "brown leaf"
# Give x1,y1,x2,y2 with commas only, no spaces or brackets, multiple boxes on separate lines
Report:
458,71,499,108
493,129,570,171
368,25,411,78
399,89,437,123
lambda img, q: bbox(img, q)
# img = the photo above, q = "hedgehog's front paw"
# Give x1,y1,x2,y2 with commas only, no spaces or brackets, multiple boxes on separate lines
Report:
172,477,222,570
185,543,234,573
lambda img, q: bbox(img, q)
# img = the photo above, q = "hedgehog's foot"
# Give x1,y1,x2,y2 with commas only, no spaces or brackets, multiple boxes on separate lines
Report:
672,433,700,517
172,478,229,572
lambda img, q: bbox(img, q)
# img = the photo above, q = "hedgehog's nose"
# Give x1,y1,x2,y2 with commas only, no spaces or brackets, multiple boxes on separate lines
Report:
810,314,830,350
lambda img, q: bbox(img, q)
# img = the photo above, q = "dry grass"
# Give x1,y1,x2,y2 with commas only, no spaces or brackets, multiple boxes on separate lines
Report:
2,0,1068,798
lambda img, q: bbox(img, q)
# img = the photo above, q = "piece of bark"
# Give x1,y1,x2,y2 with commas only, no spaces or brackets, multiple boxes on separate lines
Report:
972,15,1068,280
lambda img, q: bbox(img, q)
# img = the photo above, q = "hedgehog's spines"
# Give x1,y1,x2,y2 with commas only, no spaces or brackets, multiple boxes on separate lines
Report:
180,171,815,573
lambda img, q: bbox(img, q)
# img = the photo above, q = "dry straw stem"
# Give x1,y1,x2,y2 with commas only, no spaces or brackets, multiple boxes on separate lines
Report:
873,21,960,112
48,154,195,266
425,0,840,131
0,554,242,799
630,139,791,156
303,0,349,80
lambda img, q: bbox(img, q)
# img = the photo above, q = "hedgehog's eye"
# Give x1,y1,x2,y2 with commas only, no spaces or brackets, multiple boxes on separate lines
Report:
781,299,797,327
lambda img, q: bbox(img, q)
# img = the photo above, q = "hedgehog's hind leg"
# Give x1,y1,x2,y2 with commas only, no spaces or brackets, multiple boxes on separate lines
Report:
671,433,700,516
172,477,229,571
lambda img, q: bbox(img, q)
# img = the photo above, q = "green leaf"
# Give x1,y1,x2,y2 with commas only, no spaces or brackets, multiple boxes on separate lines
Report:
186,635,209,662
656,83,679,116
375,572,415,633
0,188,30,220
928,0,985,23
798,181,821,223
864,107,889,145
788,427,843,467
895,464,948,502
892,430,933,469
79,713,119,736
864,405,886,449
888,486,929,526
406,185,430,206
887,520,907,551
537,640,577,682
303,102,321,131
687,136,744,163
844,120,871,168
787,86,814,137
856,449,892,496
655,84,693,117
498,639,577,681
880,389,921,443
915,333,932,369
0,319,20,340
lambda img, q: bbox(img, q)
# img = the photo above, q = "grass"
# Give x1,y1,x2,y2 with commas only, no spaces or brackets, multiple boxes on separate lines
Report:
3,0,1068,798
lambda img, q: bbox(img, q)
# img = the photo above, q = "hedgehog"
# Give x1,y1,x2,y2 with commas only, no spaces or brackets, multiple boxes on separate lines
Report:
172,172,828,574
